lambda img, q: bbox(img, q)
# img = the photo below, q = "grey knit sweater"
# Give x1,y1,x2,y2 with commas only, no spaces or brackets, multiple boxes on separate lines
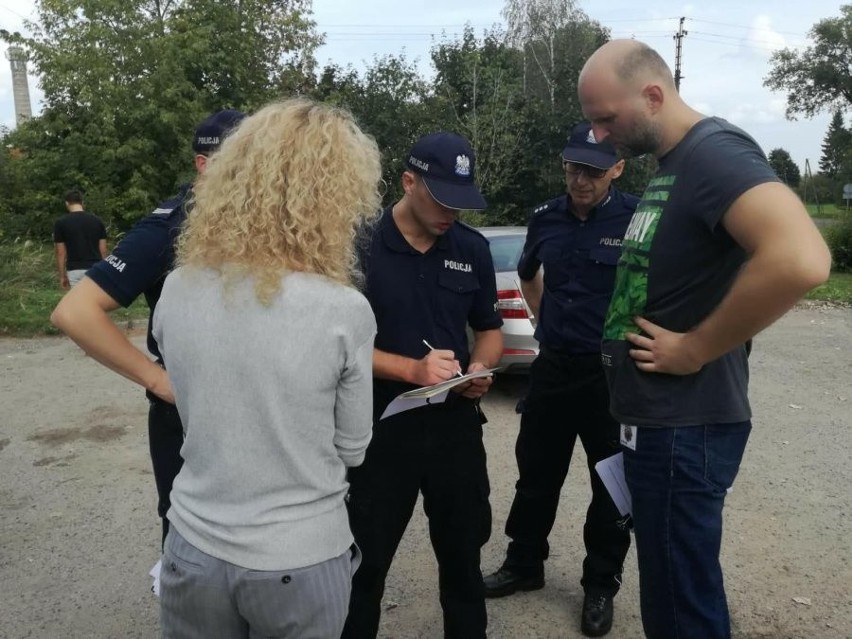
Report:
152,267,375,570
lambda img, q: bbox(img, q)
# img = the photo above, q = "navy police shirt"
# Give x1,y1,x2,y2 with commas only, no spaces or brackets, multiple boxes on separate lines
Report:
359,206,503,416
517,188,638,354
86,185,192,361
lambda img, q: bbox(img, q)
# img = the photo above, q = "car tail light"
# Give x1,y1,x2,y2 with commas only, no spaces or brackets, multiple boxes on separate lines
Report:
496,289,529,319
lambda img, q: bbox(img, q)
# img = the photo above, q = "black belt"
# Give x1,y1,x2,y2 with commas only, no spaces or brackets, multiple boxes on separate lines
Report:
539,344,600,361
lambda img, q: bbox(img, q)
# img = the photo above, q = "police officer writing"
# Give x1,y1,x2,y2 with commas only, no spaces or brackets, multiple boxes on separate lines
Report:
482,123,638,638
50,110,246,547
343,132,503,639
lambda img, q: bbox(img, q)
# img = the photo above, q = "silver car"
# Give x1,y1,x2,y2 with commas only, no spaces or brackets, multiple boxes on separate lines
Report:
479,226,539,371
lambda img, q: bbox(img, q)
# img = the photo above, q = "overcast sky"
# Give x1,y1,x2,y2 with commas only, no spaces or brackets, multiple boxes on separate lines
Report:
0,0,845,171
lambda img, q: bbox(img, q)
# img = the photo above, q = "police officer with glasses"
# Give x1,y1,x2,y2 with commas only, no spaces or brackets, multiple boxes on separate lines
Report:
482,122,638,637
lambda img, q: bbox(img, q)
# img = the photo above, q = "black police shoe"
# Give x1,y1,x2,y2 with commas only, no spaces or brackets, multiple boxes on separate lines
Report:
482,567,544,598
581,593,614,637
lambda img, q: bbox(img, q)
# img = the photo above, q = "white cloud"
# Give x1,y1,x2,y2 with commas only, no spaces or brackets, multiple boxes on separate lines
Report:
742,14,786,57
723,97,786,125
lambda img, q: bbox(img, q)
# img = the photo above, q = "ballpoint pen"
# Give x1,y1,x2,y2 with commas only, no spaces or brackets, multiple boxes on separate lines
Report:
422,339,464,378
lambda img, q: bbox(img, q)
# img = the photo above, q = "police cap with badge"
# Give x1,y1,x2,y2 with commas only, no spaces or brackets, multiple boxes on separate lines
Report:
561,122,618,170
192,109,247,156
531,123,619,218
404,132,488,211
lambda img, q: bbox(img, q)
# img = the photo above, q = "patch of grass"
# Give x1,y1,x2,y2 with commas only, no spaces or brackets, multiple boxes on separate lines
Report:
805,203,847,219
0,240,149,336
1,238,847,336
805,272,852,305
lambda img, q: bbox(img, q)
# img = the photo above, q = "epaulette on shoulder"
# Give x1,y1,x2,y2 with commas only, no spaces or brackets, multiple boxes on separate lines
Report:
530,197,561,218
455,220,488,242
150,187,191,217
150,202,182,217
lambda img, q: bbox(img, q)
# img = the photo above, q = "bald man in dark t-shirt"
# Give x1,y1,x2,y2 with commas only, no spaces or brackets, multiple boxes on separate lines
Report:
578,39,831,639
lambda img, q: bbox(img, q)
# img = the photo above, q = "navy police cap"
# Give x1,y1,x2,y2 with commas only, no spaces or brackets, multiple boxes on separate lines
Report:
561,122,617,169
405,132,487,211
192,109,247,156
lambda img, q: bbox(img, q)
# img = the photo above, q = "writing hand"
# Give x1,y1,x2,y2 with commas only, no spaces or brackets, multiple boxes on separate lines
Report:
412,349,461,386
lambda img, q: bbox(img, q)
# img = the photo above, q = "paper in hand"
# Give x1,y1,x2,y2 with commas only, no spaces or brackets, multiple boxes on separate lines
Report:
594,453,632,517
399,368,500,399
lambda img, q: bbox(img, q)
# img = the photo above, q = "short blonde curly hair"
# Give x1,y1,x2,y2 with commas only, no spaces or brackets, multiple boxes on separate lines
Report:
177,98,382,303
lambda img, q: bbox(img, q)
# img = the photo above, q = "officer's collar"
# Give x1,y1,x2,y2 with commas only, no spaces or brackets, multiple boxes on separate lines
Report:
381,206,451,254
566,187,614,221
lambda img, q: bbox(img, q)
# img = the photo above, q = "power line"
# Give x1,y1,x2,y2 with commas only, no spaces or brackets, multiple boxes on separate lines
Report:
689,30,798,47
687,18,806,37
322,29,675,38
0,2,29,21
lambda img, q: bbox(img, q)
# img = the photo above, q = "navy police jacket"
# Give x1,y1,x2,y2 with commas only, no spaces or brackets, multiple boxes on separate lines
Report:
518,188,638,354
87,185,192,361
358,206,503,417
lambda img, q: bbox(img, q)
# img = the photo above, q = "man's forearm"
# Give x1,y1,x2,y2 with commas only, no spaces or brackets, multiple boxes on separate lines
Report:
373,348,416,382
54,245,66,279
520,271,543,319
469,328,504,369
51,282,164,392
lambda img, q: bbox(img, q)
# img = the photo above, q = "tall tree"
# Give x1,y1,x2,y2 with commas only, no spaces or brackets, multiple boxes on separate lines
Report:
430,27,529,222
819,110,852,177
501,0,607,114
768,148,802,187
312,54,432,204
764,4,852,119
499,0,609,211
0,0,322,238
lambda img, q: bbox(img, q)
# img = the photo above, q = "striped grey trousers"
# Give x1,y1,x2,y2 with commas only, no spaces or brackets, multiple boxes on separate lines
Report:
160,528,360,638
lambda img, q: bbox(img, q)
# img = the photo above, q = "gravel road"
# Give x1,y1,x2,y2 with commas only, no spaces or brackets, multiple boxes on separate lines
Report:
0,305,849,638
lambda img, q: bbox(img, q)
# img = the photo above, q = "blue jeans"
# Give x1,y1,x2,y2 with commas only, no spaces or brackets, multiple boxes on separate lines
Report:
623,422,751,639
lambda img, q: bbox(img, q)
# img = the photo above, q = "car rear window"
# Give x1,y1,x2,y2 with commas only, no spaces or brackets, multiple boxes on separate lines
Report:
487,234,526,273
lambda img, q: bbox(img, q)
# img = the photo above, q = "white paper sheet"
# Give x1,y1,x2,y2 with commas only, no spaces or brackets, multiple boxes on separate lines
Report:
380,390,450,420
594,452,632,517
149,558,161,597
398,368,500,399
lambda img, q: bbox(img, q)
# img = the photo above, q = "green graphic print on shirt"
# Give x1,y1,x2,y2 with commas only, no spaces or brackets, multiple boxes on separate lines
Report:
602,174,675,340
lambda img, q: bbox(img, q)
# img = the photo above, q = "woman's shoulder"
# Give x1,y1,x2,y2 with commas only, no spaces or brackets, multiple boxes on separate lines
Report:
289,273,372,311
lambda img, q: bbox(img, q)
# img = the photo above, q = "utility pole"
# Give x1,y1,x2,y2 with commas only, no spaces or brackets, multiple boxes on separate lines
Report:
673,17,687,92
803,159,822,216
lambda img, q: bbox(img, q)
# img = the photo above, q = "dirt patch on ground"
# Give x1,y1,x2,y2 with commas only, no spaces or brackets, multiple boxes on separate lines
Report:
27,423,126,446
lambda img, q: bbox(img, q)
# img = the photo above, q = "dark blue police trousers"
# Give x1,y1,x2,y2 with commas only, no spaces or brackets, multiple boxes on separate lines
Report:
342,398,491,639
624,422,750,639
502,348,630,597
147,396,185,548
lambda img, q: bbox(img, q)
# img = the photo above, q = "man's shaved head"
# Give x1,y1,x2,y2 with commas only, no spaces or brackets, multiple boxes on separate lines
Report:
581,39,675,90
579,40,690,158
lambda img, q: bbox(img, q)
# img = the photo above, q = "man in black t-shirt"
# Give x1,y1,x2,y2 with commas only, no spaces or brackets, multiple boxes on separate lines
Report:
578,40,832,639
53,190,107,289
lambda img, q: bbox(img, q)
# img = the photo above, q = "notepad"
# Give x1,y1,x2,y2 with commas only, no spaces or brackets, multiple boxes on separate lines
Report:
379,368,500,420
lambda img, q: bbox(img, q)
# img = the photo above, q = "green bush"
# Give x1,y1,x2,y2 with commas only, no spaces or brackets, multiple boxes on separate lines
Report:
826,217,852,272
0,240,149,335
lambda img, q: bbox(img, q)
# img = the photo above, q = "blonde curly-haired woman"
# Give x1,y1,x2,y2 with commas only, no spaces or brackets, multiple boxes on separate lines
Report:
152,98,382,639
